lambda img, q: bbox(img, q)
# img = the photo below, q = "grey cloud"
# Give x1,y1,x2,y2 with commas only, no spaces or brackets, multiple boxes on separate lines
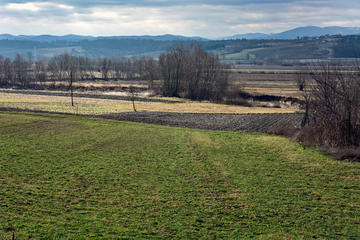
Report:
0,0,339,7
0,0,360,38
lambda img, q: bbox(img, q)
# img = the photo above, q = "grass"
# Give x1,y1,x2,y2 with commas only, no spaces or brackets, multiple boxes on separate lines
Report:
224,48,267,61
0,92,299,115
224,52,256,61
0,111,359,239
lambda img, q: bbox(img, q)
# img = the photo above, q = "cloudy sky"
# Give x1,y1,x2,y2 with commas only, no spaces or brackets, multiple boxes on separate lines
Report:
0,0,359,38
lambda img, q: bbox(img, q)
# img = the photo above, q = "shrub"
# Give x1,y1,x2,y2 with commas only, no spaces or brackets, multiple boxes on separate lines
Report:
223,88,252,106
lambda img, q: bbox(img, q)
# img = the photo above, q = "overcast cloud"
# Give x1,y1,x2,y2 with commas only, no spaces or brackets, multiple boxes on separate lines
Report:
0,0,359,38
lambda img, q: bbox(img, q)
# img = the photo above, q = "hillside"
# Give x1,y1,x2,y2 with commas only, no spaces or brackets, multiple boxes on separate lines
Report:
0,34,206,42
224,26,360,40
0,112,359,239
2,26,360,42
0,35,360,62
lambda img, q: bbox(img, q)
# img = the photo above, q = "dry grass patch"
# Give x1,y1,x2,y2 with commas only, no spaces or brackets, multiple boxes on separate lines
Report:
0,92,298,115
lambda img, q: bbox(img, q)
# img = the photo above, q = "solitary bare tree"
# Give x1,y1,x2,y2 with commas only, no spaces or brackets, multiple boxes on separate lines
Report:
57,53,79,106
129,86,137,112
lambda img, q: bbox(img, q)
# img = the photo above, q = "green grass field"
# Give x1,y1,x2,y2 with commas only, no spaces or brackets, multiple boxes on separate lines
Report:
0,112,359,239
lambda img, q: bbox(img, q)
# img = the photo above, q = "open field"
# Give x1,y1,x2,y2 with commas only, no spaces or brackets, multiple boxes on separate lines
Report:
102,112,303,132
229,72,301,98
228,65,359,99
0,112,359,239
0,92,299,115
242,87,302,98
219,72,302,98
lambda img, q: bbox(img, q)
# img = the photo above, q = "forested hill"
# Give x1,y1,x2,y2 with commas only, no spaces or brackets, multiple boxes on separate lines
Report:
0,35,360,63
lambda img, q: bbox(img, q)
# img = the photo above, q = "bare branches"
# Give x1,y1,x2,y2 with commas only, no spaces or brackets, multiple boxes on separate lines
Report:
129,86,137,112
300,63,360,146
158,44,228,101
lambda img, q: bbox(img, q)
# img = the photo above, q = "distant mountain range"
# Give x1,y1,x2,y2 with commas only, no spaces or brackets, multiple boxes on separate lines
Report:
1,26,360,43
223,26,360,40
0,34,207,42
1,26,360,61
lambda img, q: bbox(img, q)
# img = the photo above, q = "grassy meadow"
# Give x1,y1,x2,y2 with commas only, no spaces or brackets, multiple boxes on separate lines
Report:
0,111,359,239
0,92,299,115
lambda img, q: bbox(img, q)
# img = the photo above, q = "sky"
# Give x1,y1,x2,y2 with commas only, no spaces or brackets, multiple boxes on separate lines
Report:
0,0,359,38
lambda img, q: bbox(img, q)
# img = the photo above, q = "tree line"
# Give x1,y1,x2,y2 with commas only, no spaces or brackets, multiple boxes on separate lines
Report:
0,53,159,87
159,44,228,101
0,44,229,101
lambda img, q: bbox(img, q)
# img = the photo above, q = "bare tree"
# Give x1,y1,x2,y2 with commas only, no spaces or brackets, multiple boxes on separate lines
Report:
78,56,93,81
295,67,311,126
0,56,5,86
3,58,13,85
143,57,159,89
159,45,188,97
34,60,47,86
57,53,79,106
48,58,60,86
129,86,137,112
300,63,360,146
67,56,79,106
99,58,111,80
12,54,30,87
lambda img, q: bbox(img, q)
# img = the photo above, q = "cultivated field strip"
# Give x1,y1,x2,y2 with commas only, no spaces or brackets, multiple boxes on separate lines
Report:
103,112,303,132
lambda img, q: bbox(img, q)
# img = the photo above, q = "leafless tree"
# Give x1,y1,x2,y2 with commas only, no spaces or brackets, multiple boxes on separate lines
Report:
34,60,47,86
0,56,5,86
78,56,93,81
129,86,137,112
159,45,188,97
66,55,79,106
48,58,60,86
99,58,111,80
12,54,30,87
56,53,79,106
143,57,159,89
296,67,311,126
3,58,13,85
299,63,360,146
